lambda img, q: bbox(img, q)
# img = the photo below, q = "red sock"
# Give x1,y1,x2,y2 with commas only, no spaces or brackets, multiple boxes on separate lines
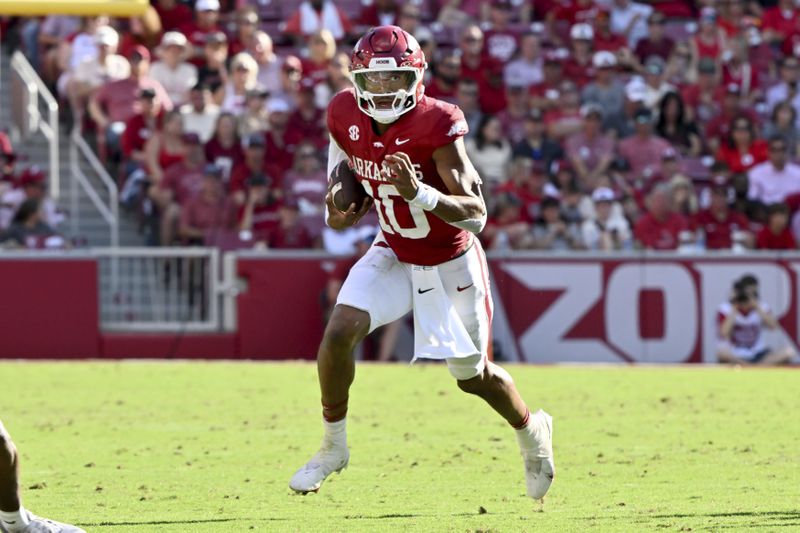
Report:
322,397,348,422
511,409,530,430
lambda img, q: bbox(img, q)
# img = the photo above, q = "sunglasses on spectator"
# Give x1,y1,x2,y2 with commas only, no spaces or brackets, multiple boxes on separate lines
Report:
401,11,420,19
769,144,787,152
299,152,317,157
463,36,483,43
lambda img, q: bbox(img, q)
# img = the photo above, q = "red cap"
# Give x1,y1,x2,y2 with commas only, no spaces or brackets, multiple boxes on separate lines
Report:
128,45,151,62
20,166,46,186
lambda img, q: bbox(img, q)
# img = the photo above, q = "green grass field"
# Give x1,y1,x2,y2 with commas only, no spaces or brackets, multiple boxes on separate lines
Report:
1,362,799,532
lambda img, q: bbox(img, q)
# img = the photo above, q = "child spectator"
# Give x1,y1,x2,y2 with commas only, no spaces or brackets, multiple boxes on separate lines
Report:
756,203,796,250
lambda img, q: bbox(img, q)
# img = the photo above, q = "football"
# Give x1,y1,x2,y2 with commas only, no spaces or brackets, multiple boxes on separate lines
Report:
330,160,368,212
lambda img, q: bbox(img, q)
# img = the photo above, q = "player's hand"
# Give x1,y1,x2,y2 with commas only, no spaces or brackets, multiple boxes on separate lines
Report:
325,192,373,230
383,152,419,201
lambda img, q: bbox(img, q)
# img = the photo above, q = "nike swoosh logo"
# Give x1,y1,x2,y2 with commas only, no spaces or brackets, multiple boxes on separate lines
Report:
395,138,411,145
457,283,474,292
417,288,434,294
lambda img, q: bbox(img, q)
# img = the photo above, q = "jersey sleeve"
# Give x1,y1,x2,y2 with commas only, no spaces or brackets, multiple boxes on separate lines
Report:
427,102,469,150
326,90,350,152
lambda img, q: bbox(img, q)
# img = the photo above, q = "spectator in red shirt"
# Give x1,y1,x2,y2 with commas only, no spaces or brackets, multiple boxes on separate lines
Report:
238,174,283,243
705,84,760,154
301,30,337,88
690,7,726,62
179,163,236,245
267,199,315,249
227,7,259,57
693,175,752,250
495,82,531,145
482,191,534,249
762,0,800,44
681,58,720,127
593,7,627,52
530,49,567,110
716,115,768,174
264,99,302,185
717,0,746,39
425,52,461,104
756,202,797,250
143,110,188,188
357,0,400,28
284,143,327,237
88,46,173,161
634,183,689,250
287,79,327,149
204,112,243,182
283,0,353,44
721,37,761,103
618,107,672,184
566,104,615,191
153,0,192,32
153,135,207,245
180,0,222,64
229,132,269,202
483,0,521,64
121,88,165,171
547,0,596,46
633,11,674,64
545,80,584,140
459,25,507,114
563,24,596,88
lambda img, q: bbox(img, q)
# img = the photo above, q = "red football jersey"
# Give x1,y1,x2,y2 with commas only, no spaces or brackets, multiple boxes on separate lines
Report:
327,89,472,266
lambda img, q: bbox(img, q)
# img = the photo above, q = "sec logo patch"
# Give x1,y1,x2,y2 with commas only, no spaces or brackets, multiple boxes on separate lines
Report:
349,125,360,141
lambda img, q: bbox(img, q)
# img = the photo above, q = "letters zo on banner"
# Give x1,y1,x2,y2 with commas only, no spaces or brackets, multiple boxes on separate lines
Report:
488,255,800,364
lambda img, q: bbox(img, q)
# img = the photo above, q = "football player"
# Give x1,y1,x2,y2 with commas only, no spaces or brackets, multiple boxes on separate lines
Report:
289,26,555,501
0,421,85,532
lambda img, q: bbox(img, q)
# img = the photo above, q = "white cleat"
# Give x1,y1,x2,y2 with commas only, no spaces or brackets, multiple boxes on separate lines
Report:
289,446,350,494
520,409,555,501
0,511,85,533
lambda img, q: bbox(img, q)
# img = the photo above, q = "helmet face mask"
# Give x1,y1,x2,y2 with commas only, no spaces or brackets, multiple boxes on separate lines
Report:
349,26,427,124
351,67,422,124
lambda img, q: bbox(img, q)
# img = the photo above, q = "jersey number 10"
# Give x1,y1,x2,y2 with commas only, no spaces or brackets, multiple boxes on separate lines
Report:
363,181,431,239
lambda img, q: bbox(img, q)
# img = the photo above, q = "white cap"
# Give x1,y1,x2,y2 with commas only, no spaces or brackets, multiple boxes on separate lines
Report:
570,23,594,41
592,50,617,68
95,26,119,47
195,0,220,11
160,31,188,48
267,98,291,113
591,187,615,202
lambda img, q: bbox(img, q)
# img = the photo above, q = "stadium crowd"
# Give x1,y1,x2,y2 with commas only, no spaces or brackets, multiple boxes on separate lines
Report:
3,0,800,252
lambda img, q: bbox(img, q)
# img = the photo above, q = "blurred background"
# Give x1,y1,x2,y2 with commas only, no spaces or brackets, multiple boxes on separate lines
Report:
0,0,799,364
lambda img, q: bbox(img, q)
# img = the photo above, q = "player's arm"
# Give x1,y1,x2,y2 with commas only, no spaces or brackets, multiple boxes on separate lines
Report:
384,139,486,233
